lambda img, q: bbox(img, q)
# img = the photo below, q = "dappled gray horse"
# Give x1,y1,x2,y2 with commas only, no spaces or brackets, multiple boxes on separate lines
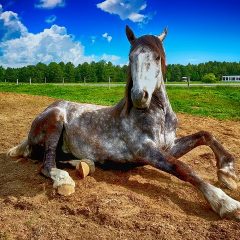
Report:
8,26,240,220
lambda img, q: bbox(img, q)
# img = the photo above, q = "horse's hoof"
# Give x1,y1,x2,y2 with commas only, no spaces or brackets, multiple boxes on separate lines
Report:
57,184,75,196
76,161,90,178
218,169,238,190
224,209,240,221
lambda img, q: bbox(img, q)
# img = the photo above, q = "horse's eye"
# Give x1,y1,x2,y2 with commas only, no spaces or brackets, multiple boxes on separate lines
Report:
156,56,160,61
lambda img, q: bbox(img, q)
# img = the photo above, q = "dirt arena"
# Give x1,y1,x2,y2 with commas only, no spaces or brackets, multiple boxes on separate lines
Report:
0,92,240,239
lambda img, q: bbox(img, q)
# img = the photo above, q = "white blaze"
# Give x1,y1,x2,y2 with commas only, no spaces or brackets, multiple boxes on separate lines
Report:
130,46,163,106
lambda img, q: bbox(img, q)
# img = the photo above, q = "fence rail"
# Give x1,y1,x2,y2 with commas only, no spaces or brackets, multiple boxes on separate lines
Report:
1,81,240,87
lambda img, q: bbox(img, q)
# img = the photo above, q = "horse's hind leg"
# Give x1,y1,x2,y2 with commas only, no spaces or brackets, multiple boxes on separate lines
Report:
169,131,238,190
29,107,75,196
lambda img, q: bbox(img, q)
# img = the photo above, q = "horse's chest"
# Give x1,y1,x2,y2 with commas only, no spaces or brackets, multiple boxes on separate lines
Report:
151,111,177,150
158,128,176,150
161,112,177,149
126,110,177,150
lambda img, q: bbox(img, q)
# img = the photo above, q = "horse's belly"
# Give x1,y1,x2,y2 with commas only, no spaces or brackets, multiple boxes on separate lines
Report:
63,128,133,163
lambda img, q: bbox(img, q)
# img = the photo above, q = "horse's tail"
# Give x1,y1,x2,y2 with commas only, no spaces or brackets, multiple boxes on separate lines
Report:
7,139,30,158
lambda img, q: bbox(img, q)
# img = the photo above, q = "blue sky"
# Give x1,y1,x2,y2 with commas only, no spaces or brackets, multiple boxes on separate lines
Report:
0,0,239,67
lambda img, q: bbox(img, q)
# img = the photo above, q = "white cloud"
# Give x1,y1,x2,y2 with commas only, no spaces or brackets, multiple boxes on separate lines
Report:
97,0,150,23
128,13,145,22
45,15,57,23
0,25,95,67
0,5,122,67
100,53,120,63
35,0,65,9
102,32,112,42
0,4,28,41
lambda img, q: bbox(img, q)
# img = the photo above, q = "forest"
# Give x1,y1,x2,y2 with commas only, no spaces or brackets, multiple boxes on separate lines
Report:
0,60,240,83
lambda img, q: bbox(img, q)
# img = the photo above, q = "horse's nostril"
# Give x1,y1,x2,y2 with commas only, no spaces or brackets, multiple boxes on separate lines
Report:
143,90,148,100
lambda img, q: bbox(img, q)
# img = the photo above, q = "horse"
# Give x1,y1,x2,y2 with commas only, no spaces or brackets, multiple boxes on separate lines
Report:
8,25,240,220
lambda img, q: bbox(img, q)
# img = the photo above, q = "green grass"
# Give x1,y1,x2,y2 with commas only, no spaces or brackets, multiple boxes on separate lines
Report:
0,83,124,105
168,87,240,120
0,83,239,121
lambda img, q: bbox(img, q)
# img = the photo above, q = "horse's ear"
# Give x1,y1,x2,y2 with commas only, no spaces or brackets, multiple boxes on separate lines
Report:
126,25,136,45
158,27,168,42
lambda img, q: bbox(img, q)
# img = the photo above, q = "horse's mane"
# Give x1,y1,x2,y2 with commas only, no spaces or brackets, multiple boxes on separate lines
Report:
112,35,166,117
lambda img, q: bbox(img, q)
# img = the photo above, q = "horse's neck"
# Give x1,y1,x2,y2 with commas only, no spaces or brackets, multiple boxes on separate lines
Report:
157,83,174,114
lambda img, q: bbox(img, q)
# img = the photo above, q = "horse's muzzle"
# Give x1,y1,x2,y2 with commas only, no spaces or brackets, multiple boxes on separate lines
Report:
131,89,149,109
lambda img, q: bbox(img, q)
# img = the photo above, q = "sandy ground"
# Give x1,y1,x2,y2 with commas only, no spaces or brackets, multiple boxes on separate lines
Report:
0,92,240,240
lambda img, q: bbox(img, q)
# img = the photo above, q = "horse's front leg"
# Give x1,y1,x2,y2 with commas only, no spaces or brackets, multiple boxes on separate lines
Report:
138,146,240,221
168,131,238,190
29,108,75,196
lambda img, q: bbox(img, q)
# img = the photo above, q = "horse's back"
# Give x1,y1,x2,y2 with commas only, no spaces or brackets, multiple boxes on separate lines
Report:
32,99,107,125
27,100,110,161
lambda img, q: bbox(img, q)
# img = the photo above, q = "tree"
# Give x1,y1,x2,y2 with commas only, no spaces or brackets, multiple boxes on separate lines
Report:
26,65,36,83
114,65,125,82
0,66,5,82
75,64,83,82
35,62,47,83
171,64,182,81
47,62,64,83
105,61,115,81
81,62,91,81
18,67,29,82
1,60,239,83
87,61,97,82
64,62,75,83
202,73,217,83
5,68,17,82
95,60,107,82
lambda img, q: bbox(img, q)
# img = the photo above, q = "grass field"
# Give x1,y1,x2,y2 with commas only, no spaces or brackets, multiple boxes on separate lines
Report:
0,83,239,120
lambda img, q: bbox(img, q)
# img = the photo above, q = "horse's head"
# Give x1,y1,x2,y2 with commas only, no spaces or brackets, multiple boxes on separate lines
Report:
126,25,167,109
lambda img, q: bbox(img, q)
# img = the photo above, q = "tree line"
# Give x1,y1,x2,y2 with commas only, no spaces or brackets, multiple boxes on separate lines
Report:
0,61,128,83
166,61,240,82
0,60,239,83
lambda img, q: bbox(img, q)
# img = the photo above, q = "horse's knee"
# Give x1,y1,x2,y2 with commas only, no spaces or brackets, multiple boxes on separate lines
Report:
198,130,214,145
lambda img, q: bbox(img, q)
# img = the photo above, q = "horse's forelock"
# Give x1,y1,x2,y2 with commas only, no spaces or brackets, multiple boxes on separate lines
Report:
130,35,166,75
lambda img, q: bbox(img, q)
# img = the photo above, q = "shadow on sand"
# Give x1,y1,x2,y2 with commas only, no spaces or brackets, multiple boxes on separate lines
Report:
0,153,219,221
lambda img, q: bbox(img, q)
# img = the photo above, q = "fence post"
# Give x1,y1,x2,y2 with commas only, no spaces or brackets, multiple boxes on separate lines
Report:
45,77,46,84
84,77,86,85
16,79,18,85
187,77,190,88
30,77,31,85
63,77,64,85
108,77,111,89
5,79,6,83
